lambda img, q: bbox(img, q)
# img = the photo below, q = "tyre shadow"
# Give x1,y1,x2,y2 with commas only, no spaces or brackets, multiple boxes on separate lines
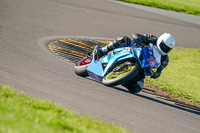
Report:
84,77,200,115
112,86,200,116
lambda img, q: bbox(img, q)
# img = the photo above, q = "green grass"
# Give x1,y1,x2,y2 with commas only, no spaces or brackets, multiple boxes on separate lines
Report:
145,48,200,105
0,85,132,133
120,0,200,15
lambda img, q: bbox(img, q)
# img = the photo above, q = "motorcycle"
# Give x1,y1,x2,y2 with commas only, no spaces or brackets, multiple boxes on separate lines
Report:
74,43,161,93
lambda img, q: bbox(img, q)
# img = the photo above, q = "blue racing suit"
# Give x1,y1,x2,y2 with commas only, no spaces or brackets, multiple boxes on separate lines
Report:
98,33,169,93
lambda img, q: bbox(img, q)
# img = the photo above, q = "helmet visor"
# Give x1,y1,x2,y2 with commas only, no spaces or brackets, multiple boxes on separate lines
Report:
160,41,172,53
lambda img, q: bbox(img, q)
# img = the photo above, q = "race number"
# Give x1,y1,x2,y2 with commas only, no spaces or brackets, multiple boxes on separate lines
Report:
147,56,155,67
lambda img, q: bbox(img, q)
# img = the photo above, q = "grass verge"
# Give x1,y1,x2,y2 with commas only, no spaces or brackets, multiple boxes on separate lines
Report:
119,0,200,15
0,85,132,133
145,48,200,107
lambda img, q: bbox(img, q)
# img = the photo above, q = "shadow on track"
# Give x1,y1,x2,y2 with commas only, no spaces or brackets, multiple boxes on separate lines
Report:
85,76,200,115
112,86,200,116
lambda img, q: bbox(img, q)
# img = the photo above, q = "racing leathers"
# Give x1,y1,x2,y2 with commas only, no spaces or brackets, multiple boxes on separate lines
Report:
94,33,169,93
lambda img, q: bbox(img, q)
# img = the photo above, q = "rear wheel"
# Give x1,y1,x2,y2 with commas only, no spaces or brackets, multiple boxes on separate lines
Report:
74,57,91,77
102,62,140,86
122,79,144,94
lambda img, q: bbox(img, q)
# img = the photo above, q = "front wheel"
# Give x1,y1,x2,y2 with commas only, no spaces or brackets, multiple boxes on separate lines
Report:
74,57,91,77
102,62,140,87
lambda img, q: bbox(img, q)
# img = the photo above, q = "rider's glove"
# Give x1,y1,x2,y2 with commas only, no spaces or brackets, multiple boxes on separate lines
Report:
92,45,104,61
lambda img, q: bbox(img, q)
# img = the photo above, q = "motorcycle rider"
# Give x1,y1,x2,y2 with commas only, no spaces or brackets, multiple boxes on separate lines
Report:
93,33,175,93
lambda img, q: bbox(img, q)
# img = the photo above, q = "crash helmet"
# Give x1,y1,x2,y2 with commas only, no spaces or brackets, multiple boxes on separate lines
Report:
156,33,175,55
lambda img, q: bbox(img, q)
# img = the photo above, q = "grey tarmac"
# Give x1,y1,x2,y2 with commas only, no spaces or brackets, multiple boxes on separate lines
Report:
0,0,199,133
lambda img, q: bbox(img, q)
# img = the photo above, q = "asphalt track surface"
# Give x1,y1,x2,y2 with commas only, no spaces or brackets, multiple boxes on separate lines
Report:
0,0,200,133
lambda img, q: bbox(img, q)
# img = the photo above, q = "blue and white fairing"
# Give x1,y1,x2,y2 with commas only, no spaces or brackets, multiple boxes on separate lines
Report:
87,43,161,82
132,43,161,76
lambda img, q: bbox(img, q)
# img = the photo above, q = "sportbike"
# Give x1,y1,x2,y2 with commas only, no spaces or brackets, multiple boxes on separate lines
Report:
74,43,161,93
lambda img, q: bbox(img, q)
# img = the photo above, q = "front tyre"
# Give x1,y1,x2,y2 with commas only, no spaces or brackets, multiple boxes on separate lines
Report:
74,57,91,77
102,62,139,87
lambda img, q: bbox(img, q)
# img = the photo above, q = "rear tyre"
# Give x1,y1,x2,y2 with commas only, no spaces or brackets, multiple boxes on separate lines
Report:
122,80,144,94
128,85,142,94
102,62,140,87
